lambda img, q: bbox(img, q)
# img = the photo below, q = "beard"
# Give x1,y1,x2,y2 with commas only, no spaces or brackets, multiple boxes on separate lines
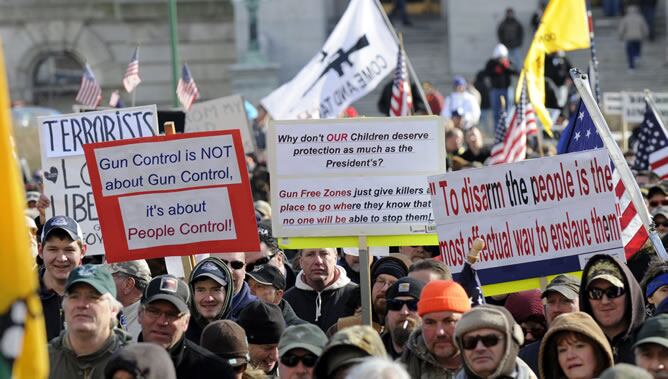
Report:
390,318,419,348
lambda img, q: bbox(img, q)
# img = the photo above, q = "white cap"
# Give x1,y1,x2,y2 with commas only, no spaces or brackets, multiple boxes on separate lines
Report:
493,43,509,59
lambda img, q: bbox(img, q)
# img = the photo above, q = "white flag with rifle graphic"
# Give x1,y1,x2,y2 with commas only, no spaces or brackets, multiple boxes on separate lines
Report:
261,0,398,120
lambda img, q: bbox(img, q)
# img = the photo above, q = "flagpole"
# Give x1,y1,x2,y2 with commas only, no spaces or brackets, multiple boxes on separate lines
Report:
168,0,181,108
372,0,433,115
586,1,601,104
571,68,668,262
131,89,136,107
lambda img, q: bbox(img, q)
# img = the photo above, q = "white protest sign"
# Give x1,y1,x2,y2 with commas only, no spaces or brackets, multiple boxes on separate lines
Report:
269,116,446,237
38,105,158,255
603,91,668,123
429,149,624,277
185,95,255,153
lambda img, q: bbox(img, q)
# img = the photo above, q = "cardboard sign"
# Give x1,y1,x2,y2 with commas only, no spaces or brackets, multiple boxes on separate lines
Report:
269,116,446,237
429,149,625,285
603,91,668,123
185,95,255,153
84,130,259,262
38,105,158,255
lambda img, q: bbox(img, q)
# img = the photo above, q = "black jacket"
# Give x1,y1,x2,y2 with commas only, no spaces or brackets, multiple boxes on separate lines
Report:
518,339,540,377
39,268,64,342
284,267,359,332
280,298,307,326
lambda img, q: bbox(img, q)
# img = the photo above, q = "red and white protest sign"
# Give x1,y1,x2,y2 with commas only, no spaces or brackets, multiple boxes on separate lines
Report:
268,116,446,237
429,149,625,282
84,130,259,262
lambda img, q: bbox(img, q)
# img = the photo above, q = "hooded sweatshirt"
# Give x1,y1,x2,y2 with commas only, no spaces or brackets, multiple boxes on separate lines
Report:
283,265,359,331
579,254,645,364
228,281,257,321
186,257,235,343
399,328,458,379
538,312,613,379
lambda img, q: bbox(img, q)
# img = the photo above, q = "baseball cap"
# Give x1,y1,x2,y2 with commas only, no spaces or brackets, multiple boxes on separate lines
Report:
386,277,424,300
65,264,116,297
633,314,668,349
246,264,286,290
542,274,580,300
648,184,668,199
586,259,624,289
191,260,228,287
652,206,668,218
142,275,190,313
453,75,467,87
41,215,83,242
26,191,40,203
107,260,152,283
278,324,328,357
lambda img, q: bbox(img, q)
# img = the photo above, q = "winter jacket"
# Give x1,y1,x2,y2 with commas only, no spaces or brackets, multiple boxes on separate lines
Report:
579,254,645,364
48,328,131,379
229,281,257,321
283,266,359,332
185,257,235,343
539,312,613,379
497,17,524,48
442,91,482,128
518,339,540,377
454,358,536,379
484,59,517,90
382,331,402,360
618,6,649,41
398,328,458,379
39,268,65,342
279,298,307,326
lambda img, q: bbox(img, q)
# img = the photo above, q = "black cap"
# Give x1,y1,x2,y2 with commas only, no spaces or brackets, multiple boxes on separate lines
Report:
142,275,190,313
246,264,286,290
386,277,425,300
237,300,285,344
370,256,409,284
41,215,83,242
191,260,228,287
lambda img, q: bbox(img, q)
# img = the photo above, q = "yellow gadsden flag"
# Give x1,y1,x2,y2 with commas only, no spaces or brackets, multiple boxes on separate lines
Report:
518,0,590,135
0,39,49,378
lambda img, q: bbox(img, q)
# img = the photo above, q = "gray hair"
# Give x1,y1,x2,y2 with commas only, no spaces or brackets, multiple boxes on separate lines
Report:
344,357,410,379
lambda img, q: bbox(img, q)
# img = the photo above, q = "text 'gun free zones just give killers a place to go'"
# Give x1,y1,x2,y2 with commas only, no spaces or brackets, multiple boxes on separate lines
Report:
84,129,260,262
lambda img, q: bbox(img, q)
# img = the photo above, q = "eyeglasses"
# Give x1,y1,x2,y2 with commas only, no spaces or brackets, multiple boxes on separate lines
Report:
246,253,276,272
461,334,504,350
650,199,668,208
221,259,245,270
386,298,418,312
587,286,625,300
280,353,318,368
142,306,185,322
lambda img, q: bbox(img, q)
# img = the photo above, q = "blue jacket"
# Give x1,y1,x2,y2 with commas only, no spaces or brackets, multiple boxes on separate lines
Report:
228,282,257,321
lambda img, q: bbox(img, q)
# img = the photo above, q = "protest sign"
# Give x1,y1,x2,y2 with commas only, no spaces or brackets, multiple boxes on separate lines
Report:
38,105,158,255
84,129,259,262
603,91,668,123
185,95,255,153
429,149,625,285
269,116,445,238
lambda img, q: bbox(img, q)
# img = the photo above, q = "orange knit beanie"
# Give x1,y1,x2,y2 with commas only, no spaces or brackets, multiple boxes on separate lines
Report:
418,280,471,316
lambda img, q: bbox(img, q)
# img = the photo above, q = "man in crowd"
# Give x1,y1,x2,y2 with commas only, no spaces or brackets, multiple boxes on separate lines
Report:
441,76,481,129
313,325,386,379
200,320,251,379
284,248,359,331
454,304,534,378
408,259,453,283
641,259,668,315
400,280,471,377
185,257,234,342
48,264,130,378
496,8,524,67
139,274,234,378
519,274,580,375
382,277,425,359
247,263,305,326
634,314,668,378
277,324,328,379
399,245,440,263
580,254,646,363
237,300,286,375
215,252,257,320
246,222,296,289
108,259,152,341
39,215,86,341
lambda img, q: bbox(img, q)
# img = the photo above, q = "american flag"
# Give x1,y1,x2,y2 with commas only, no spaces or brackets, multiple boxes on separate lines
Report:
457,262,485,307
75,64,102,108
123,47,141,93
633,102,668,179
488,83,534,164
389,43,412,117
109,90,121,108
176,64,199,111
557,99,648,259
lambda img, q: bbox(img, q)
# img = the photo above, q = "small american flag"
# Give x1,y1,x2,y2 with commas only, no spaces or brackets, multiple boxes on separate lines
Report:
123,47,141,93
109,90,121,107
488,83,533,164
633,101,668,179
557,99,648,259
389,43,412,117
75,64,102,108
176,64,199,111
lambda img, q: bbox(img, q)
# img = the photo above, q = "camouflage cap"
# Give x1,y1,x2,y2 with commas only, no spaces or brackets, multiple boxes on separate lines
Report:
586,259,624,289
107,260,152,284
313,325,386,379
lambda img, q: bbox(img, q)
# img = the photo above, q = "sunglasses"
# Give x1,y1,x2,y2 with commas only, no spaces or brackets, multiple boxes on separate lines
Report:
280,353,318,368
656,221,668,228
650,199,668,208
222,259,245,270
462,334,503,350
587,286,625,300
522,326,546,338
246,253,276,272
386,298,418,312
